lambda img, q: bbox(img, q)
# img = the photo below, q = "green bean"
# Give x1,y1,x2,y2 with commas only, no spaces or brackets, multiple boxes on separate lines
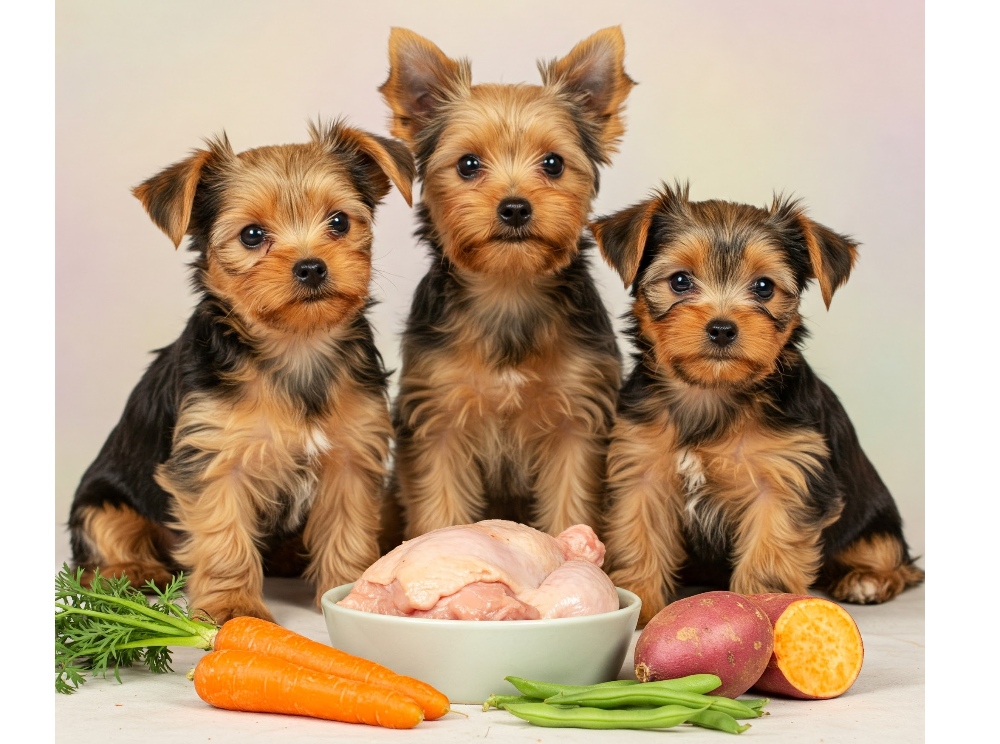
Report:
742,697,770,711
504,676,640,699
503,702,708,730
688,709,752,735
482,694,542,711
633,674,722,695
547,687,760,719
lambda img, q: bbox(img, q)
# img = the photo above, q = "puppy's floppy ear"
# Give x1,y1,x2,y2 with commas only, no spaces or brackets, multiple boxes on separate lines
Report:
591,197,659,288
379,28,470,146
132,136,232,248
540,26,636,160
353,133,416,207
772,198,858,309
798,216,858,308
311,121,417,208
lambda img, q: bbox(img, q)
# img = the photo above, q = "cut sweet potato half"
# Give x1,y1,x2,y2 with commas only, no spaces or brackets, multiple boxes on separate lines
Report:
748,593,864,700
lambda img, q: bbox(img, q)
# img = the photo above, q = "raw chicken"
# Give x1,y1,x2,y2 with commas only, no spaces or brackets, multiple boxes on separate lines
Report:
337,520,619,620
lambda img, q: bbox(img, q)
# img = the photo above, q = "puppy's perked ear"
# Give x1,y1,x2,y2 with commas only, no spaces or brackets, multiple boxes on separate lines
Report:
539,26,636,159
132,137,232,248
591,197,659,288
379,28,471,146
797,215,858,309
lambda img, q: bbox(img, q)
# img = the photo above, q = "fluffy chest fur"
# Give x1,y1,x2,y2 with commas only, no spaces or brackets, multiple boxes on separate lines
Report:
159,331,387,535
674,423,829,554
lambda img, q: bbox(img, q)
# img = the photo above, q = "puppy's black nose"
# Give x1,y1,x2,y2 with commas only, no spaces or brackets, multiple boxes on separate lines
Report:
292,258,328,289
497,197,532,228
706,319,738,348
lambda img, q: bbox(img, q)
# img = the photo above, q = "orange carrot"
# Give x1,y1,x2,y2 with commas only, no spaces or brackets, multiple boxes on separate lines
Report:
193,649,423,729
213,616,450,720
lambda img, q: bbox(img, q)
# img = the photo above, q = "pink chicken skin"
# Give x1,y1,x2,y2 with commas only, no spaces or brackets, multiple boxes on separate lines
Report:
337,520,618,620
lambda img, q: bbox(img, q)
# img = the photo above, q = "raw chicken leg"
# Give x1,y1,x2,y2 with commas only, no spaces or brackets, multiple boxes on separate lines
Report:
337,520,618,620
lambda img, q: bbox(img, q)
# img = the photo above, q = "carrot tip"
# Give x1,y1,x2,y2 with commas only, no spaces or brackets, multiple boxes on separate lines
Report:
447,707,469,718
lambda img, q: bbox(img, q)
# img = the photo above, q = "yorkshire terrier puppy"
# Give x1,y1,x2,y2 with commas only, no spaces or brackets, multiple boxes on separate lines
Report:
68,122,415,622
592,184,924,624
378,27,635,546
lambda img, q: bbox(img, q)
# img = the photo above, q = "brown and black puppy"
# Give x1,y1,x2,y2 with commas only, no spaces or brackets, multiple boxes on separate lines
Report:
592,184,923,624
378,28,635,546
68,122,415,622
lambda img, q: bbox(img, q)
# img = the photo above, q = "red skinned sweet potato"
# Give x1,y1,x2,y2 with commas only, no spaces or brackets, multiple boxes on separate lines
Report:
634,591,773,698
748,593,864,699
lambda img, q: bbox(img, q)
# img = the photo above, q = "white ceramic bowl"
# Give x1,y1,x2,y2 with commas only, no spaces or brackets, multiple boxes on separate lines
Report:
321,583,641,704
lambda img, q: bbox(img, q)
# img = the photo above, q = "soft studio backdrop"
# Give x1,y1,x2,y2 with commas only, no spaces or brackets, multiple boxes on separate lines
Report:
55,1,924,564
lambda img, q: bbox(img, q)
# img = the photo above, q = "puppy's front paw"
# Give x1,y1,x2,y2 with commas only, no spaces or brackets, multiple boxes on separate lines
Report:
191,594,274,625
731,564,809,597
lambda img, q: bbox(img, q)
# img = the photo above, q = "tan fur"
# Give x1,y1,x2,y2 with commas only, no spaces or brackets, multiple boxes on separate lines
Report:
157,328,389,622
395,291,619,537
636,228,802,390
537,26,635,154
603,419,688,626
419,86,595,278
74,503,175,589
77,124,410,622
301,387,391,595
604,400,836,623
697,424,833,595
828,534,925,604
795,212,859,309
383,30,631,541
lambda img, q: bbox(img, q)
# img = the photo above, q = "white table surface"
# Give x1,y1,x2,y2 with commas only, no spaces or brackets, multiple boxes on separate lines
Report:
54,570,924,743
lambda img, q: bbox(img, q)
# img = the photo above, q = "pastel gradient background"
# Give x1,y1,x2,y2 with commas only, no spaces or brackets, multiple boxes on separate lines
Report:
55,1,923,565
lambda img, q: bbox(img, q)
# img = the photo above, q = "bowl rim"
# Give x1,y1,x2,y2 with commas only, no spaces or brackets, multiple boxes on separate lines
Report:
322,583,641,627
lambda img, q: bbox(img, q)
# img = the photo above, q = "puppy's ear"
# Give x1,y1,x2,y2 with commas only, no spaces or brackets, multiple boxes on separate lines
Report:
799,217,858,308
771,199,859,308
354,133,416,207
591,197,660,288
379,28,470,146
311,122,417,208
540,26,635,160
132,136,232,248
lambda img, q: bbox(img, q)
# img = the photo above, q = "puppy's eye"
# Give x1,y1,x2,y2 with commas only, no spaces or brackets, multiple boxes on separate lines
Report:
752,278,775,300
668,272,693,293
457,154,481,179
541,153,564,178
239,224,267,249
327,211,350,236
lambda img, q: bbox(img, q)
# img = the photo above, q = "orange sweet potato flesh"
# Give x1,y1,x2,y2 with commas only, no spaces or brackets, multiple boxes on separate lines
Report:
749,593,864,700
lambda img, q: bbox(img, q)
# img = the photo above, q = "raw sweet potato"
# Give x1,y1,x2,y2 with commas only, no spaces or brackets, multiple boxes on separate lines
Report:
748,593,864,699
634,591,773,698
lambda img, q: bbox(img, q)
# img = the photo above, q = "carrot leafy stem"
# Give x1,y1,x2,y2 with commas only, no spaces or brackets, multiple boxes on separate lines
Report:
55,564,218,694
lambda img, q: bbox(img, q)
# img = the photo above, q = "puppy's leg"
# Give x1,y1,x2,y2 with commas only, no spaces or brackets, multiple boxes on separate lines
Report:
304,395,389,607
728,486,824,596
162,465,272,625
394,387,489,539
524,414,605,535
603,423,687,626
826,532,925,604
70,501,173,589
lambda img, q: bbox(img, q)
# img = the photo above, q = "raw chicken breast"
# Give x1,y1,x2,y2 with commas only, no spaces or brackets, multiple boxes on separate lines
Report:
337,520,618,621
520,560,619,619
